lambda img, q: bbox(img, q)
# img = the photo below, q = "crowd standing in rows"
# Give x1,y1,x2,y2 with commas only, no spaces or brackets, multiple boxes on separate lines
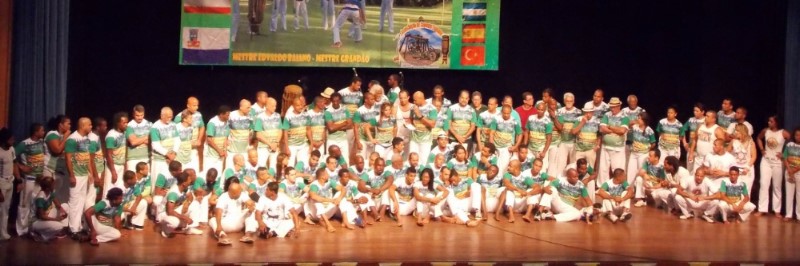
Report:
0,74,797,246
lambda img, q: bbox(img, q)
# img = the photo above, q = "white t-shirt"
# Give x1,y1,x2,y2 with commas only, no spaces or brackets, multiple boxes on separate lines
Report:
680,177,713,196
393,178,415,201
257,194,292,219
0,147,16,179
216,192,249,217
703,152,737,176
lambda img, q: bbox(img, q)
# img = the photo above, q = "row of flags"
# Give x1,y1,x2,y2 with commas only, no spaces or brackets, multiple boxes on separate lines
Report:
461,1,487,66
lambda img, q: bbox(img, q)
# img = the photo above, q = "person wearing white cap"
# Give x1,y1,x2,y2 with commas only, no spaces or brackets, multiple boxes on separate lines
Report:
573,102,602,168
556,93,582,169
598,97,630,186
309,87,335,110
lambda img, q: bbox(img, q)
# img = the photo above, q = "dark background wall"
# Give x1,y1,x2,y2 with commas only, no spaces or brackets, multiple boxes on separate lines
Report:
66,0,788,132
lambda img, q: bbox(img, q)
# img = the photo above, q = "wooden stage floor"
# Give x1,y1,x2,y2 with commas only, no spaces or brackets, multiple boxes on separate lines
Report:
1,207,798,264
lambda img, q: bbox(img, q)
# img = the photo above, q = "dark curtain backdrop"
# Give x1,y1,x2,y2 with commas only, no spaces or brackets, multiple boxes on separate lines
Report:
785,0,800,132
10,0,69,138
66,0,788,133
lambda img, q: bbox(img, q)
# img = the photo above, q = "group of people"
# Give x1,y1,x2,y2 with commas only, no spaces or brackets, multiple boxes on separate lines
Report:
1,73,798,246
231,0,393,48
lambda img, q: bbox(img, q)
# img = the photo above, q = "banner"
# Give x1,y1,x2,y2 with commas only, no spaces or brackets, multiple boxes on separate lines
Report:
179,0,500,70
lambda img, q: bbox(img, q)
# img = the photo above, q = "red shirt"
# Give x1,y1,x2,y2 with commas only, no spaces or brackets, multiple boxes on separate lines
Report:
515,105,538,129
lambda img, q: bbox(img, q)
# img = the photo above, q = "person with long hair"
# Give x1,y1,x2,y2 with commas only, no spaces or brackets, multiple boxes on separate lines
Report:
755,115,790,216
414,167,449,226
446,145,472,180
365,103,397,159
728,124,757,197
627,112,656,188
45,115,71,204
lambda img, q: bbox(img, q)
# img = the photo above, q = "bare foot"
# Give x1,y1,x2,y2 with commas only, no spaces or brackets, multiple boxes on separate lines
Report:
508,218,515,223
754,212,762,217
466,220,479,227
396,222,403,227
344,223,355,230
326,226,336,233
493,213,501,222
482,212,488,221
416,220,424,226
522,215,532,223
422,217,430,224
332,42,342,48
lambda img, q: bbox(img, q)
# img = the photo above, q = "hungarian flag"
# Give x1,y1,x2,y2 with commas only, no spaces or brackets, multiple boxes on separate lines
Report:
462,2,487,21
461,46,485,66
184,0,232,14
182,27,230,64
462,24,486,43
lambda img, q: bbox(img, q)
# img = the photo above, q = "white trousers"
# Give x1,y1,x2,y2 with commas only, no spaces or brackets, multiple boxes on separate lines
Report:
416,192,446,218
718,200,756,222
246,215,294,237
556,143,576,173
598,149,626,185
102,166,125,200
410,138,432,170
209,212,247,234
257,148,280,169
150,160,169,192
0,178,13,238
546,145,560,177
482,187,505,213
15,178,39,235
338,200,361,224
575,149,597,169
758,160,783,213
293,0,309,30
497,147,514,177
157,201,201,233
357,139,375,164
504,190,534,213
738,166,755,198
626,152,648,184
30,203,69,241
785,171,800,219
601,191,630,215
68,175,91,233
287,144,309,168
674,195,717,217
90,216,121,243
550,192,582,222
658,147,681,165
391,195,416,216
633,176,672,207
123,200,148,227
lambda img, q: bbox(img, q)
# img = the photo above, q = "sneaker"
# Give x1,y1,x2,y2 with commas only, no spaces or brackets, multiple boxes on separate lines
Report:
621,212,632,221
533,213,542,221
634,200,647,207
31,232,47,243
679,214,693,220
184,228,203,235
609,214,619,223
543,211,554,220
701,215,715,223
132,225,144,231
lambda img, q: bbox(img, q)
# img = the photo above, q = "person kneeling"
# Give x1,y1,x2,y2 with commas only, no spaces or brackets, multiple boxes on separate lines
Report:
84,187,125,246
29,176,68,242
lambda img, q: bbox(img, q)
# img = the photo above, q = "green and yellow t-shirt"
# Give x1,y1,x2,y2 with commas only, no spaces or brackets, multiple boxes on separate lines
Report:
65,132,97,176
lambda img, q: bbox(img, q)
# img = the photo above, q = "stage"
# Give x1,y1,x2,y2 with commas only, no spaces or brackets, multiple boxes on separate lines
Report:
1,207,798,264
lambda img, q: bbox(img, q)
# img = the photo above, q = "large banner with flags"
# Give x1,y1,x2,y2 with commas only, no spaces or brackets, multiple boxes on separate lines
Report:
179,0,500,70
